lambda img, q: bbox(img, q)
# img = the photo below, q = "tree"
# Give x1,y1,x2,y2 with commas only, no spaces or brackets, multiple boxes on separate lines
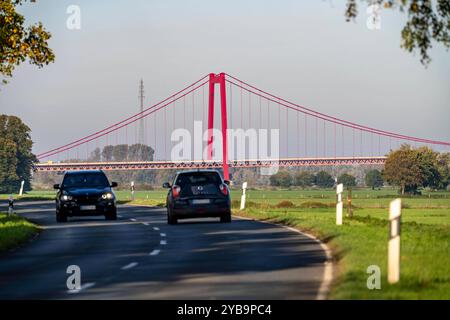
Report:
435,153,450,190
0,115,36,193
337,173,357,187
88,148,101,162
383,144,427,194
416,146,441,189
294,171,315,188
1,0,55,84
102,145,114,161
365,169,384,189
345,0,450,66
128,144,154,161
113,144,128,161
315,171,335,188
269,171,292,187
384,145,450,193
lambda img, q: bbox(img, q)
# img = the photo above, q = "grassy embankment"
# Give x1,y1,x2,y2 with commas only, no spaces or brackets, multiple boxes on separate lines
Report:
0,212,39,253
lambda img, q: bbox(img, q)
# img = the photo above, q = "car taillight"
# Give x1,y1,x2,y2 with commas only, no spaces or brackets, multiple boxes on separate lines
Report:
172,185,181,199
219,184,228,195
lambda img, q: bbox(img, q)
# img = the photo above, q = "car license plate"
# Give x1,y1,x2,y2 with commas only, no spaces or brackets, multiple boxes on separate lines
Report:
80,205,96,211
192,199,210,205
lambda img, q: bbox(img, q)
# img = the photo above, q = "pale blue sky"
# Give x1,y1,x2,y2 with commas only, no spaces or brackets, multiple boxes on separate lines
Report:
1,0,449,156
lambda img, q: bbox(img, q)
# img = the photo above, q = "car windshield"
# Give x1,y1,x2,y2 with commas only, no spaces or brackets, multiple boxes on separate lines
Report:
62,173,109,188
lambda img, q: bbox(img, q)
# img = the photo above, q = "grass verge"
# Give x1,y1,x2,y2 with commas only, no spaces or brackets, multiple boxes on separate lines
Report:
0,212,39,253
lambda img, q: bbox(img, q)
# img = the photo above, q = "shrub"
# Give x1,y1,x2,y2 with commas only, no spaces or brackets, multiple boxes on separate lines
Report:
299,201,334,208
275,200,295,208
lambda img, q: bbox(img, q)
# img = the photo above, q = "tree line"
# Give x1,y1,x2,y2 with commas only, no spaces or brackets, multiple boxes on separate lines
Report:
384,145,449,194
85,144,155,162
269,170,377,189
269,145,449,194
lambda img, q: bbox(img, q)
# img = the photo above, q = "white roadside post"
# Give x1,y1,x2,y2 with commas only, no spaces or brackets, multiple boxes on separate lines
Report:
8,195,14,216
19,180,25,196
388,198,402,284
240,182,248,210
336,183,343,225
130,181,135,201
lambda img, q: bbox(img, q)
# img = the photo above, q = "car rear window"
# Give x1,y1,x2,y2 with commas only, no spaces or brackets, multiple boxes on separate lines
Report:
63,172,109,188
175,172,222,196
176,172,221,186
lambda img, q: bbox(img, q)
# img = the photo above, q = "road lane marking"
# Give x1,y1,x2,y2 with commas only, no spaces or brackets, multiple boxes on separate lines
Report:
142,222,150,226
130,218,137,222
160,240,167,245
67,282,96,294
118,215,123,218
149,249,160,256
160,233,166,237
153,227,160,231
121,262,138,270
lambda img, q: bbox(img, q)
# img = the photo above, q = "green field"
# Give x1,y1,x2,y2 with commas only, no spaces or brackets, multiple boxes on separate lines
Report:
0,213,39,253
5,187,449,208
2,187,449,299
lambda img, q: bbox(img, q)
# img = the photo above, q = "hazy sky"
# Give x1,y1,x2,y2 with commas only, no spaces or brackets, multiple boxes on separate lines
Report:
1,0,449,156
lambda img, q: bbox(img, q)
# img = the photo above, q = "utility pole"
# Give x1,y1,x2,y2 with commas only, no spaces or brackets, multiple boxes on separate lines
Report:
138,79,145,145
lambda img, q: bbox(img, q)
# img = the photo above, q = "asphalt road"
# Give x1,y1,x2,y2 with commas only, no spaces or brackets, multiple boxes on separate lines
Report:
0,201,330,299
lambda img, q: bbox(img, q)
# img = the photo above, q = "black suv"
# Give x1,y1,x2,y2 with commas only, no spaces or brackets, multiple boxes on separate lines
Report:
54,170,118,222
163,170,231,225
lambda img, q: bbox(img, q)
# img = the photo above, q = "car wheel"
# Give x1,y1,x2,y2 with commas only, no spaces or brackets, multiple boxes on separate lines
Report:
167,208,177,225
56,210,67,223
220,213,232,223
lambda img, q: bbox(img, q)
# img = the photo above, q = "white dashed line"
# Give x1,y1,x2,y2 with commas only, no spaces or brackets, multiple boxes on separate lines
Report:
149,249,160,256
117,215,123,218
153,227,160,231
130,218,137,222
142,222,150,226
67,282,96,294
121,262,138,270
160,233,166,237
160,240,167,245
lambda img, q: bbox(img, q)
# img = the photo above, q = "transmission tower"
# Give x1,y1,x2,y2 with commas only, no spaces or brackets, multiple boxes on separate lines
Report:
138,79,145,145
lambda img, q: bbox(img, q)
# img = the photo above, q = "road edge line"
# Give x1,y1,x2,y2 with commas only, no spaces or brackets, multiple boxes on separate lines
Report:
233,214,334,301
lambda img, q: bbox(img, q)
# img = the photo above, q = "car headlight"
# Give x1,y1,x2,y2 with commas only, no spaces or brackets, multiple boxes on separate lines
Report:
61,195,73,201
102,193,114,200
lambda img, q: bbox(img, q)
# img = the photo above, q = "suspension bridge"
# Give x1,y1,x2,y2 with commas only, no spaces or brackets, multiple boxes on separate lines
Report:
34,73,450,181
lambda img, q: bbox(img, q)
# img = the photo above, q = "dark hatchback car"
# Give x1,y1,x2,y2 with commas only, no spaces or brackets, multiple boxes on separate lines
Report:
54,170,118,222
163,170,231,224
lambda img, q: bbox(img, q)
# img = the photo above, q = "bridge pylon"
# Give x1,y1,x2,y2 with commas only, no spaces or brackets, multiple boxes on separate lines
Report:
207,73,229,181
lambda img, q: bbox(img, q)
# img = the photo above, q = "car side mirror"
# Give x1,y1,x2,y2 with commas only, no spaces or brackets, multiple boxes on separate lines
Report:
224,180,230,186
162,182,171,189
53,184,60,190
110,182,118,188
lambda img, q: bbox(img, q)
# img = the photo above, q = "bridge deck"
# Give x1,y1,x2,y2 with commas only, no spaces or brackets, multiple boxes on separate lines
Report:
33,157,386,172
